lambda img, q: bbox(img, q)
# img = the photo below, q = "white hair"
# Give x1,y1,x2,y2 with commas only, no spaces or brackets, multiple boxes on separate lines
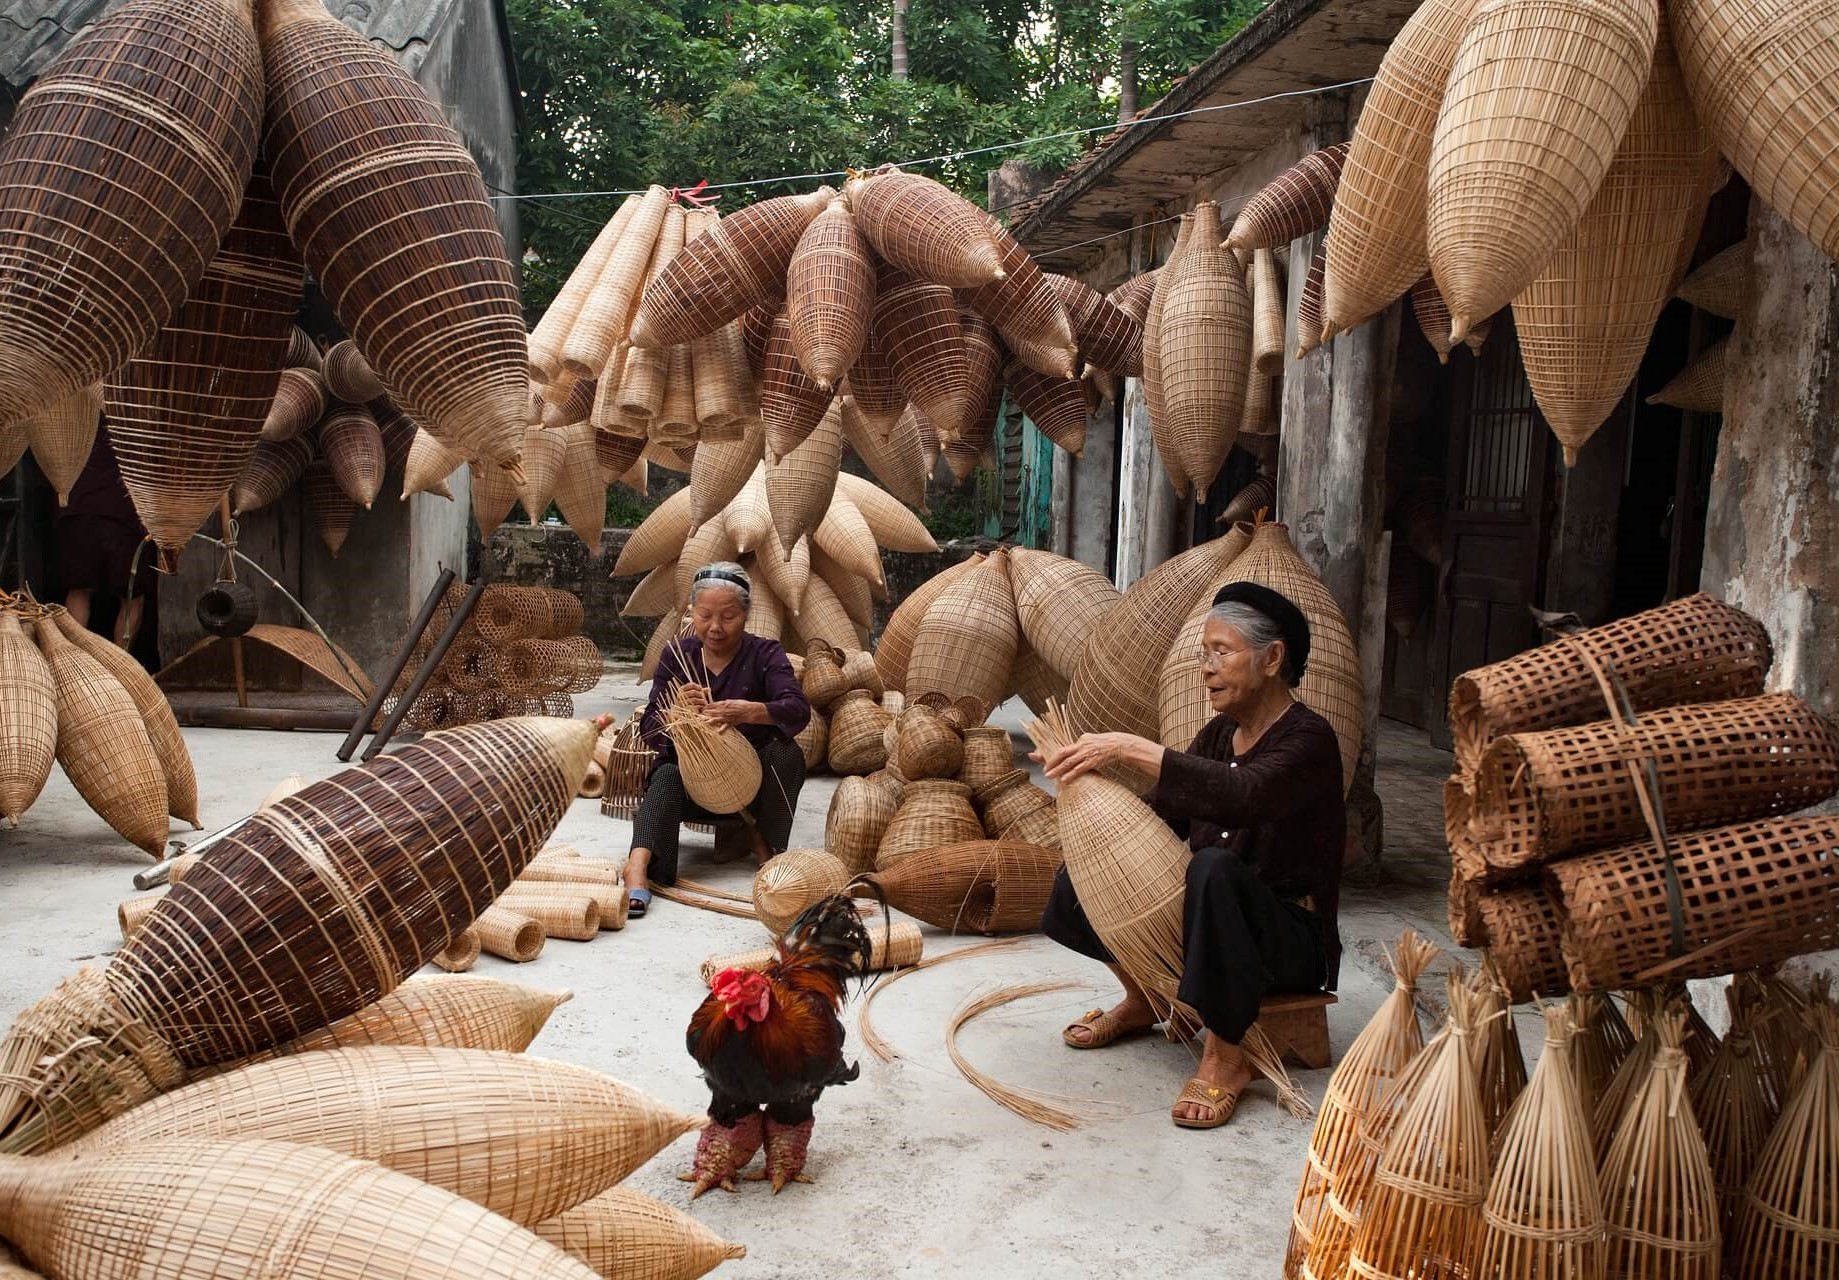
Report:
1205,601,1296,685
687,560,751,611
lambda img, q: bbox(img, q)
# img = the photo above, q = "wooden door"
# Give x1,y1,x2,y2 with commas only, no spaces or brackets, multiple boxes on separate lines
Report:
1428,312,1551,746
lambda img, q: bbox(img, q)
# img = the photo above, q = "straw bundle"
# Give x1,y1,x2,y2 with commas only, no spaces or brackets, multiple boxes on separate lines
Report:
1600,1012,1721,1280
433,927,480,972
1320,0,1472,341
0,614,56,824
34,618,167,858
108,168,302,564
0,0,262,430
824,775,897,876
662,699,762,815
843,170,1003,288
1345,980,1490,1280
1448,592,1771,777
1283,930,1437,1279
478,906,546,962
876,779,982,870
1044,273,1143,377
263,975,572,1059
1732,1003,1839,1278
840,398,927,509
52,609,199,829
854,840,1059,935
1479,884,1572,1002
893,709,964,780
1464,694,1839,879
631,188,833,349
875,553,984,691
1153,202,1249,501
1228,142,1349,253
753,849,851,934
262,0,527,471
871,263,968,437
700,918,923,982
1690,987,1779,1235
1023,704,1191,1018
1068,529,1241,741
1646,335,1727,413
959,217,1078,379
67,1046,702,1229
0,1137,603,1280
1008,548,1122,681
1674,238,1746,319
1514,18,1716,464
827,688,892,775
903,550,1017,712
535,1186,747,1280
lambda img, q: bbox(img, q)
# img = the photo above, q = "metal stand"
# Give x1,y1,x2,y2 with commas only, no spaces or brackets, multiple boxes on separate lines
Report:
338,567,456,761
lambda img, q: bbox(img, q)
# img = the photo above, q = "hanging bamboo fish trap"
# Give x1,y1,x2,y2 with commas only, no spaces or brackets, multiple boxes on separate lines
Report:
613,487,695,576
824,775,897,876
1108,269,1158,323
1154,202,1250,501
1004,357,1091,457
0,613,56,825
323,340,387,403
846,329,906,422
688,422,764,529
0,0,262,431
262,0,528,471
1008,548,1122,681
875,553,984,692
534,1186,747,1280
753,849,851,934
1229,142,1349,252
320,404,386,508
840,398,927,508
767,399,844,551
871,263,970,438
784,200,874,391
959,216,1078,379
404,426,465,499
1674,238,1747,319
1646,334,1728,413
302,459,359,555
760,308,835,460
19,384,101,505
1044,272,1143,377
232,427,312,517
843,169,1004,288
813,494,884,586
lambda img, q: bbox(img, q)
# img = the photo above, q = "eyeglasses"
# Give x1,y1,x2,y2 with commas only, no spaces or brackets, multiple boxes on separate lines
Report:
1197,645,1251,669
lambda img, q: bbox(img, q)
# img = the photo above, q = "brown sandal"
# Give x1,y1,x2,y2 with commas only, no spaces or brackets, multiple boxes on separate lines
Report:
1062,1008,1156,1050
1172,1076,1242,1129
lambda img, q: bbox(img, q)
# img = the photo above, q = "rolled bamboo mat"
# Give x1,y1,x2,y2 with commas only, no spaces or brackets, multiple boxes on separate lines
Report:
493,889,600,941
1480,884,1572,1003
477,906,546,962
432,927,480,972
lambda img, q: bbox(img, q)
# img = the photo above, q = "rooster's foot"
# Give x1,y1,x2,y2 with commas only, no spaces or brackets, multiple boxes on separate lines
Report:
679,1111,763,1199
745,1115,815,1193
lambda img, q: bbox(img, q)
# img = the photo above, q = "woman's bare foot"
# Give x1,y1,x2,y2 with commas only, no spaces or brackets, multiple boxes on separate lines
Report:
1064,992,1157,1046
1173,1034,1256,1124
623,849,650,895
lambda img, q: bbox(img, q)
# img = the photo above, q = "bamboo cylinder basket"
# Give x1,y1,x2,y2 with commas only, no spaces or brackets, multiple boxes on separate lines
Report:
824,775,897,876
533,1186,747,1280
752,849,851,934
700,918,923,981
432,926,480,972
904,549,1017,715
827,688,892,776
477,905,546,962
876,779,981,871
0,613,57,824
1479,882,1572,1003
854,840,1060,935
495,887,606,940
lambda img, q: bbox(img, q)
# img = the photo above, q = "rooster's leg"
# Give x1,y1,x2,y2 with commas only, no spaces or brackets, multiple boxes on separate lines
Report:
747,1114,816,1193
679,1110,763,1198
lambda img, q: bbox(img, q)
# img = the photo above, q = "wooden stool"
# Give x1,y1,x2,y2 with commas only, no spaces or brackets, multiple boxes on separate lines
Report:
1257,992,1337,1069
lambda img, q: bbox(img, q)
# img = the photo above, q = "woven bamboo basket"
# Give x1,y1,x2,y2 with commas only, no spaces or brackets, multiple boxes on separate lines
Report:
761,312,835,461
0,1136,604,1279
262,0,527,471
1514,19,1717,464
1068,529,1241,741
404,426,466,499
1476,1006,1603,1277
843,170,1003,288
1672,0,1839,264
1646,334,1728,413
34,617,167,857
1568,991,1636,1118
433,926,480,972
323,340,387,403
1228,141,1349,253
800,642,848,712
959,726,1015,792
834,472,935,554
1447,862,1488,948
321,403,386,509
959,217,1078,379
0,0,262,431
792,575,863,654
303,458,359,555
563,187,669,378
1600,1012,1721,1279
861,839,1061,935
894,711,965,781
19,385,100,504
700,916,923,982
827,688,893,776
109,168,301,564
1690,985,1778,1235
687,423,764,530
1550,814,1839,992
871,262,969,438
1448,592,1771,776
471,456,520,533
840,399,927,508
786,200,875,391
661,707,761,816
1008,548,1122,681
846,329,906,420
550,422,609,549
1108,269,1158,323
67,1045,702,1229
824,775,897,876
1043,273,1143,377
839,646,884,698
1004,357,1091,457
812,495,884,587
1479,883,1572,1003
1471,963,1528,1136
767,400,844,552
1247,248,1285,376
516,871,624,930
1023,705,1191,1019
1153,526,1260,749
53,608,198,828
517,423,569,524
1466,694,1839,879
1345,981,1489,1280
613,488,694,577
1294,233,1328,358
1674,238,1747,319
1154,202,1249,501
975,770,1058,848
477,905,546,962
490,888,600,941
1428,0,1660,342
1732,1003,1839,1277
785,710,822,772
373,399,426,481
260,975,572,1060
875,554,983,691
535,1185,747,1280
1284,931,1436,1279
876,779,982,871
117,893,162,942
673,524,743,610
753,849,851,934
904,549,1017,714
1320,0,1472,342
631,188,832,350
0,613,57,824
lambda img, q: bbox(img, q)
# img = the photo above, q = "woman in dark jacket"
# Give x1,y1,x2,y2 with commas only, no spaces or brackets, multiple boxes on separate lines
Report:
1037,582,1345,1129
622,562,811,917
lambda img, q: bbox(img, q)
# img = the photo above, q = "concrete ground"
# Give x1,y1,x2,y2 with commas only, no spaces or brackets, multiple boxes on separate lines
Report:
0,666,1498,1278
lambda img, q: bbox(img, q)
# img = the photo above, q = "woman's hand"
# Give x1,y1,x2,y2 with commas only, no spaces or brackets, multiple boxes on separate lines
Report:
678,683,710,710
703,699,766,727
1033,732,1164,784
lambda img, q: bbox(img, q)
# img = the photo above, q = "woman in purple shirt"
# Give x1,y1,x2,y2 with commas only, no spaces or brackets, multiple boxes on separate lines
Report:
622,562,811,917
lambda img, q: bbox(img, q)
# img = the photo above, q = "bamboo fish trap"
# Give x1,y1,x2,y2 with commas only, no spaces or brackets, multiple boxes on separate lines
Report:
65,1046,703,1229
1472,959,1528,1135
256,975,572,1060
1689,984,1777,1238
661,685,762,815
851,840,1061,935
1154,201,1250,501
0,612,56,824
535,1186,747,1280
843,169,1004,289
904,549,1018,715
824,775,897,876
752,849,851,934
1732,1002,1839,1279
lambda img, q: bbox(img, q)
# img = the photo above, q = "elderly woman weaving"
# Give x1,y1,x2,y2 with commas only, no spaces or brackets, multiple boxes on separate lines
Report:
623,562,812,918
1037,583,1344,1129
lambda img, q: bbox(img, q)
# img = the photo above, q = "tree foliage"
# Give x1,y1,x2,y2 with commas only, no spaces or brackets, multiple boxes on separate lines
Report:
505,0,1267,309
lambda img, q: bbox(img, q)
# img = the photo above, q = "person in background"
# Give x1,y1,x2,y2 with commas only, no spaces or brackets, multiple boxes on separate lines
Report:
622,562,811,919
57,421,155,648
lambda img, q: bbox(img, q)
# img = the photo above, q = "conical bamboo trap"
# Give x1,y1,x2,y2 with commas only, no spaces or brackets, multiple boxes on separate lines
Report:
1153,201,1249,501
0,612,57,825
852,839,1060,935
1732,1001,1839,1278
844,169,1003,290
533,1185,747,1280
20,384,101,505
254,975,573,1060
1008,547,1122,681
752,849,851,934
1229,141,1349,252
904,549,1017,714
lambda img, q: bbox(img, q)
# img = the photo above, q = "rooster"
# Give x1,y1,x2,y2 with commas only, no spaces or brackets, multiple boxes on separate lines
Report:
682,894,875,1196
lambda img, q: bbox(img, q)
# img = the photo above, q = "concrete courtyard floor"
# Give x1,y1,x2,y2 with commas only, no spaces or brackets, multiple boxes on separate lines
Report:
0,665,1503,1278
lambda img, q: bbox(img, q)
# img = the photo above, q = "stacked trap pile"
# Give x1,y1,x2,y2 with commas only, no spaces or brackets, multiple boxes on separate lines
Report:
1440,594,1839,1002
380,584,601,730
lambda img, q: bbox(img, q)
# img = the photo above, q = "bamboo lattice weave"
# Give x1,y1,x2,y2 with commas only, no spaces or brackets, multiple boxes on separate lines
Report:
1008,548,1121,682
871,264,968,439
262,0,528,470
762,312,836,461
1479,884,1571,1002
323,340,387,403
0,613,56,824
0,0,261,429
321,403,386,508
1154,526,1256,752
1107,269,1158,324
861,839,1062,935
874,553,982,692
1004,358,1090,457
1044,273,1143,376
959,216,1077,377
1228,141,1349,252
845,330,905,418
838,402,926,509
303,458,358,556
20,384,100,505
876,779,981,870
843,170,1004,289
1646,335,1727,413
1732,1006,1839,1279
1674,238,1747,319
824,775,896,875
534,1186,747,1280
904,549,1017,715
261,367,326,445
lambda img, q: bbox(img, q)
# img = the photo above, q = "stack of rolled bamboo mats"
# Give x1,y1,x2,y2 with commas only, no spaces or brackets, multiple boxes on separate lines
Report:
1281,931,1839,1280
1441,593,1839,1005
379,584,602,731
0,716,755,1280
0,592,200,859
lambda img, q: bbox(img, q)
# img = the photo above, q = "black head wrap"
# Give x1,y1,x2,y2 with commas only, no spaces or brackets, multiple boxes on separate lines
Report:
1210,581,1311,685
691,564,752,594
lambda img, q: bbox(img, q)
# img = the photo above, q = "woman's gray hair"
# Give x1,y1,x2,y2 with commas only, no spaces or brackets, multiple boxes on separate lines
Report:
1206,600,1298,685
688,560,751,611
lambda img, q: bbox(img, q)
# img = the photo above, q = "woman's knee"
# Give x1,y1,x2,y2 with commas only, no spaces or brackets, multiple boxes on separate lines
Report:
1185,845,1247,896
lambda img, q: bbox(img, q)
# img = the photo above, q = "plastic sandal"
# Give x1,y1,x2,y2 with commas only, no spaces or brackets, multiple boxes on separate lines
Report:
1062,1008,1157,1050
1171,1076,1242,1130
627,887,652,918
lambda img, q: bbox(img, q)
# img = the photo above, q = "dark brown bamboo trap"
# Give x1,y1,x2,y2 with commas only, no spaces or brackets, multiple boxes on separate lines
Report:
959,215,1077,377
843,169,1004,289
303,458,358,556
322,339,386,403
235,416,315,513
261,366,327,443
320,403,386,509
852,840,1060,935
0,0,262,431
1448,593,1773,777
1043,272,1143,376
1005,357,1091,457
786,200,874,391
871,262,969,440
1227,141,1349,251
262,0,527,472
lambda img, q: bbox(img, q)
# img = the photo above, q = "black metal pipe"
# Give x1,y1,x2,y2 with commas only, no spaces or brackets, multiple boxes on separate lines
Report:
338,567,455,761
361,578,486,762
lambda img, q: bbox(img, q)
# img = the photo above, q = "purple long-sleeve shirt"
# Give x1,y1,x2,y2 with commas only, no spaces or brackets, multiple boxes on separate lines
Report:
639,632,811,766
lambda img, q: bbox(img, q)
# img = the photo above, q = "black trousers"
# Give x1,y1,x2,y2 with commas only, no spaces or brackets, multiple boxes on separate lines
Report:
1040,846,1327,1044
629,736,805,885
